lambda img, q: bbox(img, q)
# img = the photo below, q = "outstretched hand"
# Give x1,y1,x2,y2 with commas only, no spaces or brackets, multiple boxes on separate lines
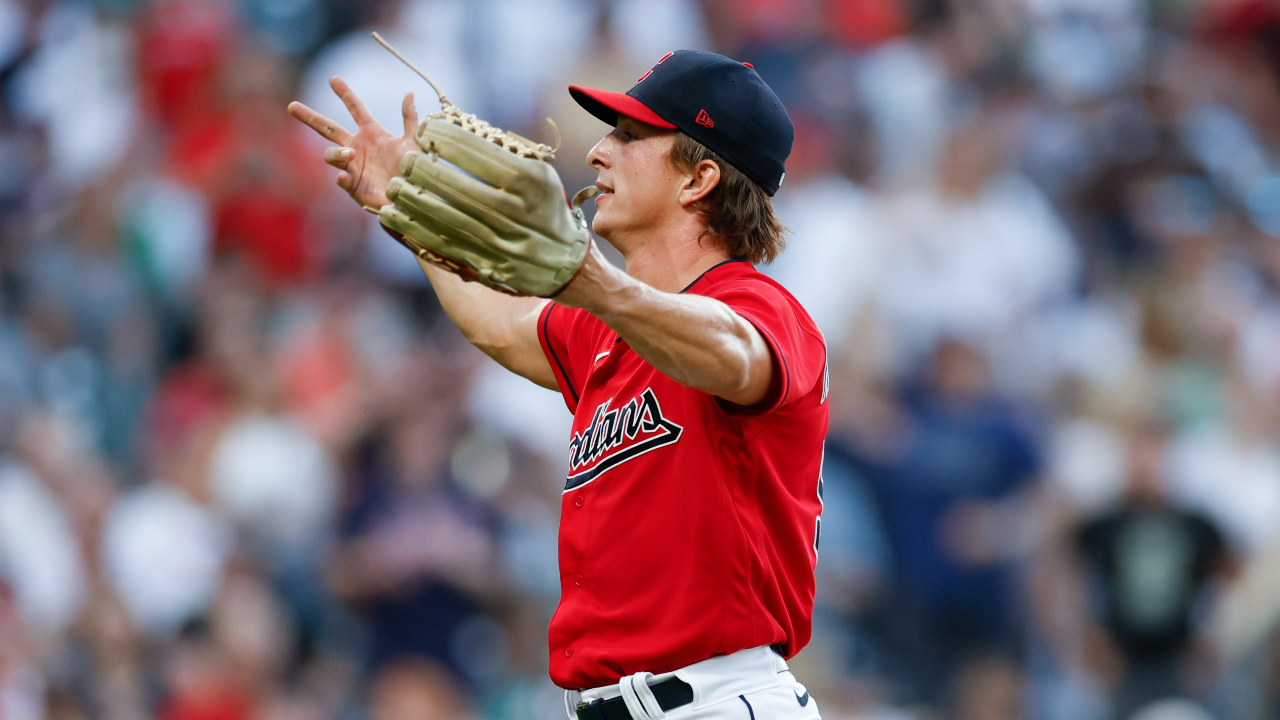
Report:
287,77,420,210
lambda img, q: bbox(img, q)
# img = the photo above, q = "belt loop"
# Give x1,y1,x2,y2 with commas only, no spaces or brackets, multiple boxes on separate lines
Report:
618,671,664,720
618,673,647,720
632,673,665,719
773,647,789,672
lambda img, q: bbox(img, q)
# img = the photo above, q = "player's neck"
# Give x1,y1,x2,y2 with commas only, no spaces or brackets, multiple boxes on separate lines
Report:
616,224,733,294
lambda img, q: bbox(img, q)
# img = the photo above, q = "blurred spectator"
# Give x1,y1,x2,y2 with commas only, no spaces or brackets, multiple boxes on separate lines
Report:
1069,419,1231,720
949,653,1024,720
11,2,137,188
832,337,1041,711
0,458,86,642
195,48,333,287
368,657,479,720
328,398,500,684
870,114,1080,378
0,579,44,720
768,112,884,345
208,414,338,570
136,0,237,135
100,481,231,637
155,619,254,720
854,37,950,189
1165,378,1280,554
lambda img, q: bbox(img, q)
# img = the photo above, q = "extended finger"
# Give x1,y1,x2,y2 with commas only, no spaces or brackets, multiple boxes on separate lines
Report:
288,101,353,145
402,92,419,137
330,77,375,127
324,146,354,168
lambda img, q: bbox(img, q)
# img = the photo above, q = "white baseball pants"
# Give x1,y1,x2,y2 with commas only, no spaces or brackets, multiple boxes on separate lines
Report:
565,646,822,720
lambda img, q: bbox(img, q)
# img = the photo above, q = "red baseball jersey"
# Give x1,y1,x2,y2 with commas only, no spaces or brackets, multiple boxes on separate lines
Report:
536,258,829,690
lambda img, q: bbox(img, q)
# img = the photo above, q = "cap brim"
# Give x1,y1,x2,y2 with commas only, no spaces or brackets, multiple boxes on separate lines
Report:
568,85,677,130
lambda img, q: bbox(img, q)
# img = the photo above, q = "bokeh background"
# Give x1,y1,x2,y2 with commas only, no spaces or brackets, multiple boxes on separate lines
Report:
1,0,1280,719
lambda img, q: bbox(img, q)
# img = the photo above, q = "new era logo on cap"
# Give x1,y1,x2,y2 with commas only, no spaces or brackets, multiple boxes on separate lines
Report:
695,109,714,128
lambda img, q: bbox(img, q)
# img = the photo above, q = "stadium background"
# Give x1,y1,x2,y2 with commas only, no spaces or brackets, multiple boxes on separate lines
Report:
1,0,1280,718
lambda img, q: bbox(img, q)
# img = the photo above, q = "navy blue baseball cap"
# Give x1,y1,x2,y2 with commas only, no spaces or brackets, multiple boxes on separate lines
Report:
569,50,794,196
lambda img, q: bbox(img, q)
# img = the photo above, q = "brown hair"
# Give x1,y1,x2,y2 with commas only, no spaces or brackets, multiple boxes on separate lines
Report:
668,132,787,265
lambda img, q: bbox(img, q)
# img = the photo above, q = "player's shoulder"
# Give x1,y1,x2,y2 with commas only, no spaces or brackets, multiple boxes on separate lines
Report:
689,259,824,342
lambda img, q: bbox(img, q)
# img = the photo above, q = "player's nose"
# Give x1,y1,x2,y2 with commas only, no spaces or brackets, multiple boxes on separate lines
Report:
587,133,612,170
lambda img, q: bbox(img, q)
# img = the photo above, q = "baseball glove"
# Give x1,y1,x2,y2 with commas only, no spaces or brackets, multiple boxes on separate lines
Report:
371,42,597,298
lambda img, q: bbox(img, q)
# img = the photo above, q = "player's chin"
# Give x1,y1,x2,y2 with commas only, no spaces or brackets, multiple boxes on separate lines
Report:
590,207,617,238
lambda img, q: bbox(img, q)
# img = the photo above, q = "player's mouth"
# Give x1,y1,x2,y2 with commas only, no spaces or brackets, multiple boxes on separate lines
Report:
595,181,614,197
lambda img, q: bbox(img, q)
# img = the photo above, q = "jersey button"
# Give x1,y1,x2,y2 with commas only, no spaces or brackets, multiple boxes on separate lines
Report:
574,574,584,587
574,494,584,508
565,646,574,658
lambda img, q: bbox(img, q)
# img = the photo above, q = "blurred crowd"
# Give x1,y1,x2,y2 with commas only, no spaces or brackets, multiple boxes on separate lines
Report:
0,0,1279,719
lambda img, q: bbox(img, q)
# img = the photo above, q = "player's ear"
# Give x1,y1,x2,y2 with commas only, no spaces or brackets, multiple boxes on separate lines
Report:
679,159,720,208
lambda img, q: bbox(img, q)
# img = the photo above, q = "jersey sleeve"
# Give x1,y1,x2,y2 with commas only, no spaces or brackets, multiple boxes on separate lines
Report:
704,278,827,414
537,302,601,414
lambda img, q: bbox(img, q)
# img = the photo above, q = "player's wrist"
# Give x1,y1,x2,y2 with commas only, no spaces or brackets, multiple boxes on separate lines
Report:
554,245,629,314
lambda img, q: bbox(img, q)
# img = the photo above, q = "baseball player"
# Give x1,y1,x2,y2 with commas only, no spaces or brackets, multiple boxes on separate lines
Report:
289,49,828,720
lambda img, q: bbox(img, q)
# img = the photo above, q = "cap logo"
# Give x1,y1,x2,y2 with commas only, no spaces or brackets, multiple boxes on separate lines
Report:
695,109,715,128
637,51,675,83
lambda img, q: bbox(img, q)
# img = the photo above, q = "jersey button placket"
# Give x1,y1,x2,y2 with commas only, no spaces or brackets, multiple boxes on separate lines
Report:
574,574,584,587
565,646,574,658
574,494,584,508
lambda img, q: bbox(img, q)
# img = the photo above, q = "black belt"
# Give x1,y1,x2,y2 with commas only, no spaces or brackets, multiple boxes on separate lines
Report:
575,678,694,720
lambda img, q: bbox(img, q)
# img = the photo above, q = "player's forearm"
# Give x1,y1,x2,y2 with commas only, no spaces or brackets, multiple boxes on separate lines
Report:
560,256,772,404
416,259,557,389
608,286,769,403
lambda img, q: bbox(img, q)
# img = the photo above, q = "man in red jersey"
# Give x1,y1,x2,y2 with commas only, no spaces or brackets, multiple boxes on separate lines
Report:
289,50,827,720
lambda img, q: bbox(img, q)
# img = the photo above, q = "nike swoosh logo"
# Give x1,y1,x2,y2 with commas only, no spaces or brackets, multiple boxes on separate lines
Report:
794,689,809,707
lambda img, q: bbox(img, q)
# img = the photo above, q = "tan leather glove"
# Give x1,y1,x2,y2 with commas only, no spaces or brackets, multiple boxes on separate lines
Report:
379,105,596,297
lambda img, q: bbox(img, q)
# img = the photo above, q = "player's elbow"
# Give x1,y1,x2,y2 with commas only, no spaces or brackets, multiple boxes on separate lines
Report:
464,327,513,364
712,328,773,405
467,334,524,380
461,323,539,378
718,363,757,403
